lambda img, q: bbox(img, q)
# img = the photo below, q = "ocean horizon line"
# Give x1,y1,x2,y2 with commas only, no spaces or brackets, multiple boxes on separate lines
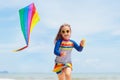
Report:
1,72,120,75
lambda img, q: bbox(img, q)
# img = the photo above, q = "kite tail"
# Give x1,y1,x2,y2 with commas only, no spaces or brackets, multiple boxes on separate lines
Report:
13,45,28,52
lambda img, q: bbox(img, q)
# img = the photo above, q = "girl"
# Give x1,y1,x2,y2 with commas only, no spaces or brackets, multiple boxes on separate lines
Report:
53,23,85,80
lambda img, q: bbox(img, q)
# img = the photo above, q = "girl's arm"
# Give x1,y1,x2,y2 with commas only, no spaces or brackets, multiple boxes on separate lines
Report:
54,39,62,56
70,40,84,52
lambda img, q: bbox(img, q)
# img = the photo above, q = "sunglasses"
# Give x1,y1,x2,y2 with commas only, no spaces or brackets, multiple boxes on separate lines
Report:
61,30,70,34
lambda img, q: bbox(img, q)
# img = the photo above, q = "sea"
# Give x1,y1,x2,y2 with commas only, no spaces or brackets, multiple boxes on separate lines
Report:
0,73,120,80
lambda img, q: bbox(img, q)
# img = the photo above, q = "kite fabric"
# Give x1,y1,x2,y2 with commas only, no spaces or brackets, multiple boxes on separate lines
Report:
14,3,40,52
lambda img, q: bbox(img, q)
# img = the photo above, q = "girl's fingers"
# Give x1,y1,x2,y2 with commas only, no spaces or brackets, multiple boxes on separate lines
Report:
80,39,86,47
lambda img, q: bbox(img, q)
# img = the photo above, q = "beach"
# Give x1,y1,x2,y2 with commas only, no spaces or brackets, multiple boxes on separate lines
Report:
0,73,120,80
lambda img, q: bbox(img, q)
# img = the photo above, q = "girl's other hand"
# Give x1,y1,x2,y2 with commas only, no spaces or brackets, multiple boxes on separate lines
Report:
60,51,66,57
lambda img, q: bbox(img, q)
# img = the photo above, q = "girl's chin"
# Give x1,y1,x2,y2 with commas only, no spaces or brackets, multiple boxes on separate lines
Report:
63,38,70,41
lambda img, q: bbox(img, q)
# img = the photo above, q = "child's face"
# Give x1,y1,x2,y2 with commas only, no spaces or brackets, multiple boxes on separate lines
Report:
60,26,71,40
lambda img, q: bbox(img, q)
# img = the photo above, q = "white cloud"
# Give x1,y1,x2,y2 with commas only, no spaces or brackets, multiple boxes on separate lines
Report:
85,58,100,64
84,58,112,68
112,29,120,36
25,42,53,54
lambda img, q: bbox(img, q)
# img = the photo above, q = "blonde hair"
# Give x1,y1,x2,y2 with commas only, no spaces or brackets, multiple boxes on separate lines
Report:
54,23,71,43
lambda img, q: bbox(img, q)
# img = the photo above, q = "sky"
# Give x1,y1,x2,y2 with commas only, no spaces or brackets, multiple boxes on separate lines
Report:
0,0,120,73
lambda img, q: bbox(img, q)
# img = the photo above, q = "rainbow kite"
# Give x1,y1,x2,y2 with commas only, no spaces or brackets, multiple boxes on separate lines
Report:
14,3,40,52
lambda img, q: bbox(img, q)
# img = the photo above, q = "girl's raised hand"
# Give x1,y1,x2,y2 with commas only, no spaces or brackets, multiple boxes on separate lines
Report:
80,38,86,47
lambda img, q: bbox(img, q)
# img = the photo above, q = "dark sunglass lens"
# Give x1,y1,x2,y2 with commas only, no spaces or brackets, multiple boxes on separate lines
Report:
66,30,69,33
62,31,65,33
